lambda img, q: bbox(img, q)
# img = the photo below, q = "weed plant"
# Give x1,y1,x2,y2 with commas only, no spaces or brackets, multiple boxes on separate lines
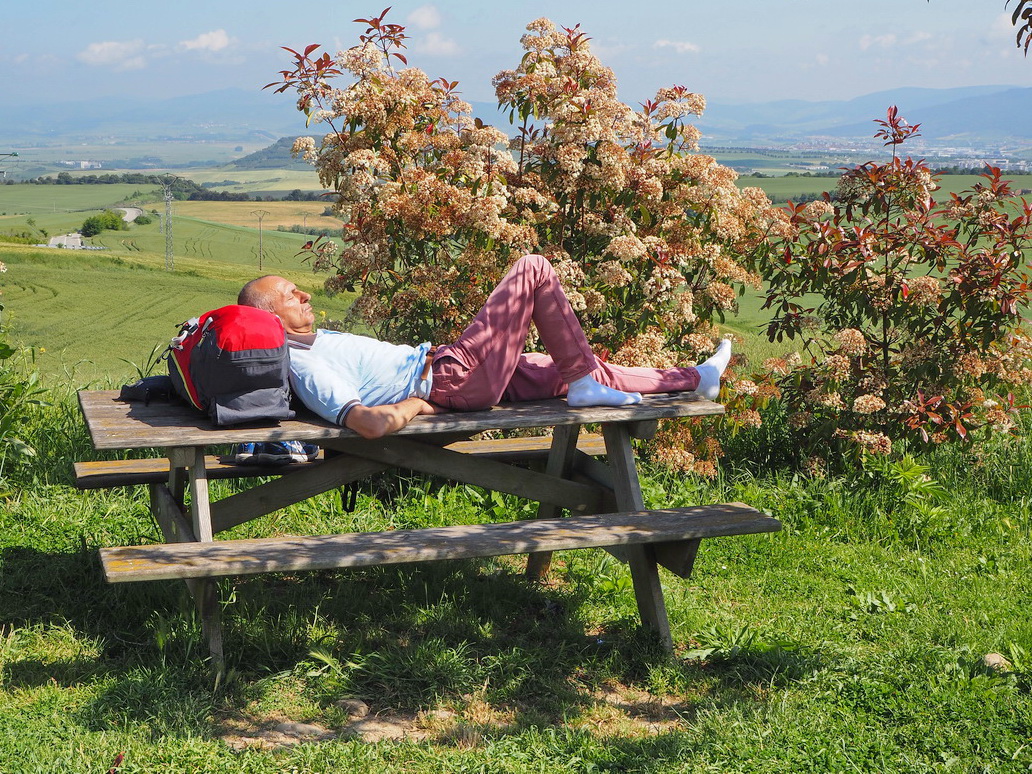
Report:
0,385,1030,772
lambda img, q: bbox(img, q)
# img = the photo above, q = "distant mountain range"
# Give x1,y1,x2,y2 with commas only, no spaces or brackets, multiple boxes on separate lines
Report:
699,85,1032,145
2,84,1031,148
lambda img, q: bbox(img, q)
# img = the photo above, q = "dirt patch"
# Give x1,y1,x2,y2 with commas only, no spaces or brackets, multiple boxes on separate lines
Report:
220,683,693,750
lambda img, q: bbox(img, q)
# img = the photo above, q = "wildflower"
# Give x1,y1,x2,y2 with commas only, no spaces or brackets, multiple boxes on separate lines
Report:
904,275,942,307
789,412,813,429
800,200,834,221
704,282,737,311
735,409,762,428
598,260,633,287
692,460,718,478
731,379,758,396
834,328,867,356
823,354,851,381
985,407,1015,432
606,235,647,262
855,431,892,455
954,351,987,380
612,328,676,368
804,456,827,478
852,394,886,414
583,289,606,315
807,389,844,410
684,333,715,357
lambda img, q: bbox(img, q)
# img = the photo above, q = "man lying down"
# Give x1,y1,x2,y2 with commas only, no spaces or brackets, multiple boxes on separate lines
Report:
237,254,732,443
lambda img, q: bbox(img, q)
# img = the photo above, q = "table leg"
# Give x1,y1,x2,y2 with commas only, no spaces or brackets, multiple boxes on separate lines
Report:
525,424,581,579
165,446,224,674
601,423,674,652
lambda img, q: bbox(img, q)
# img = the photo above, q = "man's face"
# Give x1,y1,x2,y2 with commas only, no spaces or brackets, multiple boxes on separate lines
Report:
262,276,315,334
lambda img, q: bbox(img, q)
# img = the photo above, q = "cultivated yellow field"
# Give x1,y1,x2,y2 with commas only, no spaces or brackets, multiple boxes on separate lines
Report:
166,200,344,232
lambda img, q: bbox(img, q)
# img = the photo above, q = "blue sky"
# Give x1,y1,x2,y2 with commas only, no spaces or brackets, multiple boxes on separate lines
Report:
3,1,1031,107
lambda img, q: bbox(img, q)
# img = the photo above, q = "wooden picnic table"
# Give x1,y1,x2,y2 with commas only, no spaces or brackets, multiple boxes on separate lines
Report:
77,389,780,671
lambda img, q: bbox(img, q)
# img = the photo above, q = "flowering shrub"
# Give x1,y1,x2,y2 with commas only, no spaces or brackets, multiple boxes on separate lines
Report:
268,11,789,474
763,107,1032,461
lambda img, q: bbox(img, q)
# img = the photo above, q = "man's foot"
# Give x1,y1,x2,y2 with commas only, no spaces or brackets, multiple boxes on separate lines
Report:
254,441,320,465
567,375,642,407
695,338,732,400
232,442,259,464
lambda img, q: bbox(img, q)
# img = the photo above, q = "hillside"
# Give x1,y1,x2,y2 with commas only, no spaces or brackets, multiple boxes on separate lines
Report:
229,137,311,171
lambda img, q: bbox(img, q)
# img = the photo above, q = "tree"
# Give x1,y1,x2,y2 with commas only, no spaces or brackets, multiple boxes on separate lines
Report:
762,108,1032,462
268,12,789,473
81,210,127,237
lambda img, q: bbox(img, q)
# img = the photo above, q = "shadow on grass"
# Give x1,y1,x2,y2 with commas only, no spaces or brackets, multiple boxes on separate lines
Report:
0,543,821,740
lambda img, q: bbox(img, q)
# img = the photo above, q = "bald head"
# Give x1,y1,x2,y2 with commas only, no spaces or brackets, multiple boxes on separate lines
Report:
238,275,315,334
238,275,280,312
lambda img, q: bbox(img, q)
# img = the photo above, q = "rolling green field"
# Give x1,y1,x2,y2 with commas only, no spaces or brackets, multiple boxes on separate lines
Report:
0,242,353,385
0,183,159,218
5,140,276,180
740,173,1032,203
184,168,324,195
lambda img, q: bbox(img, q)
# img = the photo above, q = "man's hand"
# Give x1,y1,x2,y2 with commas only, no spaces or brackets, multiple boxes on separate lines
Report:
344,397,440,439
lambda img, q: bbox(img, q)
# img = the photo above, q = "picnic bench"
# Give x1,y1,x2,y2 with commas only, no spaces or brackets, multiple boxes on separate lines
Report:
77,389,781,670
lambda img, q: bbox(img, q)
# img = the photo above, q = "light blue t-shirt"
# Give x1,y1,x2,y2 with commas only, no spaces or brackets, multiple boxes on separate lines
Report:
287,331,432,425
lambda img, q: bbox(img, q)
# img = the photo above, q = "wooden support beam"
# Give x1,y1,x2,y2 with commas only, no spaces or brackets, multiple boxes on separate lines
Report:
210,453,390,533
526,424,581,579
325,436,604,515
602,422,673,651
147,482,224,675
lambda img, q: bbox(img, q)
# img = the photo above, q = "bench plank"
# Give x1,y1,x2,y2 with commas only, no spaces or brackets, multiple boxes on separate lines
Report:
74,434,609,490
100,503,780,582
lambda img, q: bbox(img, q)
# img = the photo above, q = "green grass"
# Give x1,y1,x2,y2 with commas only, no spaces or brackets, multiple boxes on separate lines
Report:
0,389,1030,771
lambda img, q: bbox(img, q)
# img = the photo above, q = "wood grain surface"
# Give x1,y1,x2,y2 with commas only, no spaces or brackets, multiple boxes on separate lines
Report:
101,503,780,582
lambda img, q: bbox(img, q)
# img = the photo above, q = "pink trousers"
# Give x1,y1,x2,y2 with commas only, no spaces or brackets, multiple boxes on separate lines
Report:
427,255,700,411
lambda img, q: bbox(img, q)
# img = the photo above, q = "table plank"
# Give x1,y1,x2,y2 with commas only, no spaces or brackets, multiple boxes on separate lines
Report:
78,390,724,451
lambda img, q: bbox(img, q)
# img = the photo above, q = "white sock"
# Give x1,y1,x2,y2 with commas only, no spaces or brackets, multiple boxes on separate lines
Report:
695,338,732,400
567,375,642,407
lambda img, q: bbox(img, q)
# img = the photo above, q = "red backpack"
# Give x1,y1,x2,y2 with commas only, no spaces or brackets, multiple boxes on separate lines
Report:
166,305,295,425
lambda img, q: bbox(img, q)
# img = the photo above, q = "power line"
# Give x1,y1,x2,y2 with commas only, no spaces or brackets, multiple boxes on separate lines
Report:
161,175,177,272
251,209,270,271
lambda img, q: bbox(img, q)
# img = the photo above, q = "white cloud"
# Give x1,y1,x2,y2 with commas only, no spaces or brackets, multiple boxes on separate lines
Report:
859,33,898,51
412,31,459,56
408,5,441,29
76,40,147,70
653,39,700,55
906,31,933,45
992,11,1018,37
816,53,830,67
591,40,631,59
179,29,232,53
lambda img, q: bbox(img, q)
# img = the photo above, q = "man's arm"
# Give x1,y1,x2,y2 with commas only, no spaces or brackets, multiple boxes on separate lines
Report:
344,397,439,439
